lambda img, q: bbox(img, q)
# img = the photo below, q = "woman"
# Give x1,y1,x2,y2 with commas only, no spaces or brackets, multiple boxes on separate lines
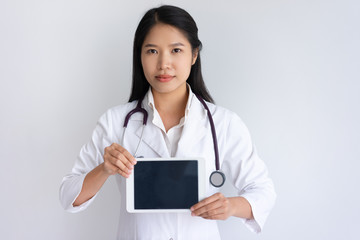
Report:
60,5,276,239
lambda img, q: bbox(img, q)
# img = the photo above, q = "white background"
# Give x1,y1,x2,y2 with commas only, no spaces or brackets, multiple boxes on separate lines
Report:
1,0,359,239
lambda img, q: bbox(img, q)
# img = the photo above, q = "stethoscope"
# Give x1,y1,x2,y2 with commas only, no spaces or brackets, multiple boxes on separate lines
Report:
122,94,226,188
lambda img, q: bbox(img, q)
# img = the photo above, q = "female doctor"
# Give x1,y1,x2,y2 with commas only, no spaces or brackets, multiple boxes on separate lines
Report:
60,5,276,240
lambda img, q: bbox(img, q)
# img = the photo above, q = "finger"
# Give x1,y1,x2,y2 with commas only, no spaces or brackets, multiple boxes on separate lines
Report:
102,158,121,175
108,149,134,172
191,199,224,217
104,145,134,177
199,197,231,220
197,203,225,218
115,158,133,174
121,149,137,165
103,151,122,174
115,152,135,171
202,211,226,220
118,168,130,178
106,153,132,175
111,144,137,165
191,192,223,211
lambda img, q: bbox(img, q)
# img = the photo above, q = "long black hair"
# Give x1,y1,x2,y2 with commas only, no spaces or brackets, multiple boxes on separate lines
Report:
128,5,214,103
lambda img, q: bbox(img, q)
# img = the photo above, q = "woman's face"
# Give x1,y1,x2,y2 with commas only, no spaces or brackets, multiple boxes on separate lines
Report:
141,23,197,96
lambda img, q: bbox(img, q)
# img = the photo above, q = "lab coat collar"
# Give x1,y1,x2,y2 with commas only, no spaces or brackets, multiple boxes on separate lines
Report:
175,98,208,157
146,84,194,130
130,85,208,158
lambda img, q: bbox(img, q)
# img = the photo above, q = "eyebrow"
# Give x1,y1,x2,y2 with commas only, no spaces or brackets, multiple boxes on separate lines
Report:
143,42,185,48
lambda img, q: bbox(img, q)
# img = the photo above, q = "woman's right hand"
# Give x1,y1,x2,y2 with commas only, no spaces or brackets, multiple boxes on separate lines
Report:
103,143,137,178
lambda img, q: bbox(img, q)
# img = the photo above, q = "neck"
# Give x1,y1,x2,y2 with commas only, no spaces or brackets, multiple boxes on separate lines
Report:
152,85,189,115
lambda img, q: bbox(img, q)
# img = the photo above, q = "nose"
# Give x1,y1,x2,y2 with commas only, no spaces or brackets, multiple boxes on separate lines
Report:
157,52,171,70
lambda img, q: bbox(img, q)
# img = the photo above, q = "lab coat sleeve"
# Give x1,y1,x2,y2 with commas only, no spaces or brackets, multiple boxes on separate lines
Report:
59,109,114,213
222,113,276,233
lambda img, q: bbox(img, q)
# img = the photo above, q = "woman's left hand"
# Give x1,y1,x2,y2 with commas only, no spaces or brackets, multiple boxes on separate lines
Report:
190,192,234,220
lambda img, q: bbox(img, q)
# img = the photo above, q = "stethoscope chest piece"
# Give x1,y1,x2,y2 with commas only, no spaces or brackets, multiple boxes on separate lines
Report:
210,170,226,188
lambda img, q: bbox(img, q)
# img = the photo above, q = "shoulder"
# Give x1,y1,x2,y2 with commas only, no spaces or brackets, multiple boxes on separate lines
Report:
98,101,138,125
203,103,255,156
93,101,138,141
107,101,137,116
191,96,245,127
204,101,251,137
206,101,244,125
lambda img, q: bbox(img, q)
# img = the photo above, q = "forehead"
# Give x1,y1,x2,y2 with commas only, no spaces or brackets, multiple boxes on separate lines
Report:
143,23,191,46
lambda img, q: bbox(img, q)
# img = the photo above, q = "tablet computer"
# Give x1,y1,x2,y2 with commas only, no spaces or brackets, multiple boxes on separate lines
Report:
126,158,206,213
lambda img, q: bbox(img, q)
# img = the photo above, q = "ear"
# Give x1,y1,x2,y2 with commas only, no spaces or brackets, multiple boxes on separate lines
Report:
192,48,199,65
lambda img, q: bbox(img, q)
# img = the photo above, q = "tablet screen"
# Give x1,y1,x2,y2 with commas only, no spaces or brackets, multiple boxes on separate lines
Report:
134,160,198,209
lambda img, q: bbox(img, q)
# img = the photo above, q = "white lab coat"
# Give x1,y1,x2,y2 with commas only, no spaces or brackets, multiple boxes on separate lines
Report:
59,89,276,240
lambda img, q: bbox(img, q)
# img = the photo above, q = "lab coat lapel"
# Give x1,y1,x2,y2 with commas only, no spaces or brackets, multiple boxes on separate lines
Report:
175,98,208,157
127,92,209,158
135,122,170,158
124,95,170,158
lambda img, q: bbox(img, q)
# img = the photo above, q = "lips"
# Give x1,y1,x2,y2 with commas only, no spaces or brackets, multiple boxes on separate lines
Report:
155,75,174,82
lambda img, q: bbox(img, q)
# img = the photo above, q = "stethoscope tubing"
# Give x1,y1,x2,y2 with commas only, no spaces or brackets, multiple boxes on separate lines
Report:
122,93,225,187
122,95,147,157
194,94,220,171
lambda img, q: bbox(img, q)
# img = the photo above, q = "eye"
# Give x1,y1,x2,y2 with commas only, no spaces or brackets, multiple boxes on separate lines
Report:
172,48,182,53
146,49,158,54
